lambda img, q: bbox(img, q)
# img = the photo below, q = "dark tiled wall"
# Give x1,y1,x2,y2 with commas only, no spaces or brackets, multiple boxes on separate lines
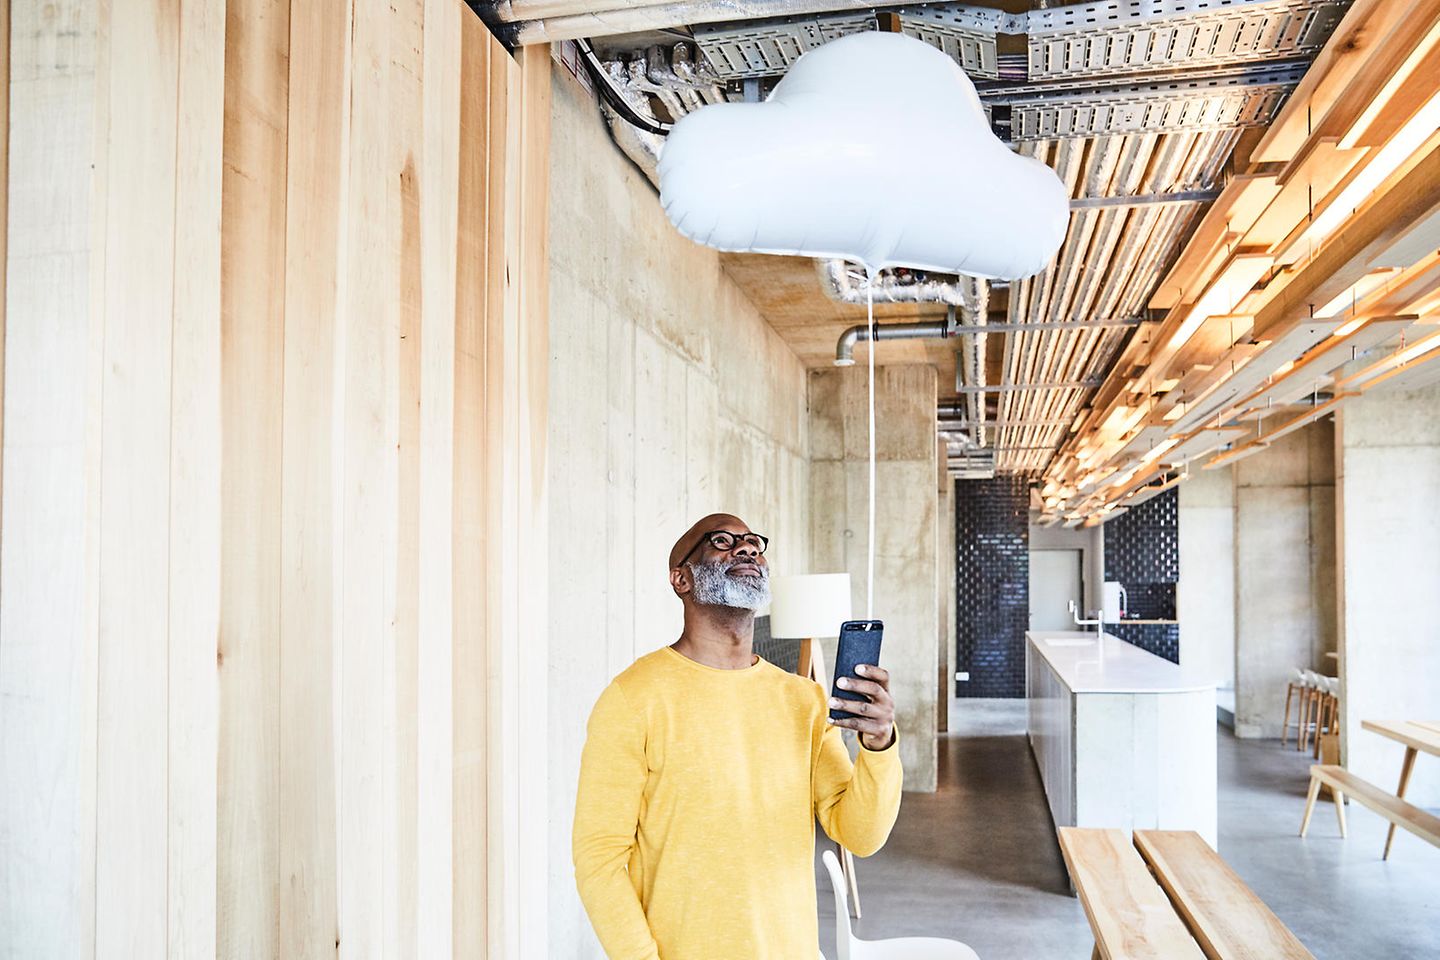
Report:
1104,488,1180,663
1107,622,1180,662
955,476,1030,698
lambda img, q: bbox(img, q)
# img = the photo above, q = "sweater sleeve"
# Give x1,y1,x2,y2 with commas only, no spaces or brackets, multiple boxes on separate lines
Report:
572,681,661,960
812,722,903,857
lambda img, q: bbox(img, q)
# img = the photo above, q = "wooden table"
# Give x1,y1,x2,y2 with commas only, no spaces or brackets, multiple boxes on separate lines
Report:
1361,720,1440,858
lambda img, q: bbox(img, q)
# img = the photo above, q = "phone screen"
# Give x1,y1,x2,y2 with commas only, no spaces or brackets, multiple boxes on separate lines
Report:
829,619,884,721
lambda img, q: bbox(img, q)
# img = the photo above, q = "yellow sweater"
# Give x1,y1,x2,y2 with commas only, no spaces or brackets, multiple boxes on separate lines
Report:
572,646,903,959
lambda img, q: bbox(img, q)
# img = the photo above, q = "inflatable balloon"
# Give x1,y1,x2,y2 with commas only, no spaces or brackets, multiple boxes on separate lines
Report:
658,31,1069,280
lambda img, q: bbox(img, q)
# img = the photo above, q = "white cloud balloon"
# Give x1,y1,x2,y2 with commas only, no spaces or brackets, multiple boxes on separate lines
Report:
658,31,1069,280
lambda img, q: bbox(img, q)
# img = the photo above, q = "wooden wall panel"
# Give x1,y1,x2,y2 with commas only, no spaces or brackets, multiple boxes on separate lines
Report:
278,0,347,954
1,2,549,957
218,0,289,952
514,47,552,957
453,15,494,956
0,0,102,953
417,4,461,957
168,0,225,954
94,0,180,954
338,0,398,949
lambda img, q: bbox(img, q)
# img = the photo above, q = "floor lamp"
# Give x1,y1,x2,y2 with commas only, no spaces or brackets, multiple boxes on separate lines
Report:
769,573,864,918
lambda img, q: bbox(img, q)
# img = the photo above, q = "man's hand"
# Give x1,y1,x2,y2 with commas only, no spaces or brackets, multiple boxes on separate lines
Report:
828,664,896,751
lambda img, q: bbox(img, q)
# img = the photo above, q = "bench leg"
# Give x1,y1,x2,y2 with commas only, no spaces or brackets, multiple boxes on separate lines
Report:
1300,775,1322,837
1385,746,1418,860
1333,788,1348,839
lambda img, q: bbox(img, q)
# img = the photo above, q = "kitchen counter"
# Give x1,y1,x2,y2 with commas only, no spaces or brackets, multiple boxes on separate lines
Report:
1027,631,1217,849
1028,630,1212,694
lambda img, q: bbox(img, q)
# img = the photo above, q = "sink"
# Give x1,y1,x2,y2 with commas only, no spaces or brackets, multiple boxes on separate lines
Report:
1045,638,1095,647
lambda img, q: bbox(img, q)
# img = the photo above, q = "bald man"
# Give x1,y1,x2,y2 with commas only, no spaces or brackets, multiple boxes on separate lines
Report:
573,513,903,960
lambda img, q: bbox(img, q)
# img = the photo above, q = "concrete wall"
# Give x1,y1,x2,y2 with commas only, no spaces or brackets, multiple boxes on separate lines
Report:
1178,467,1236,690
1336,383,1440,806
546,66,812,956
1233,421,1337,738
810,365,939,791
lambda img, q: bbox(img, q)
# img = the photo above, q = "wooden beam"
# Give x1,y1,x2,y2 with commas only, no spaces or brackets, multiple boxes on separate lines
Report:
1252,141,1440,341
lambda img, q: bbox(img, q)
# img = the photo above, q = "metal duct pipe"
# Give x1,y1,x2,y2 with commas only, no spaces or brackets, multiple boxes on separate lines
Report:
834,318,956,367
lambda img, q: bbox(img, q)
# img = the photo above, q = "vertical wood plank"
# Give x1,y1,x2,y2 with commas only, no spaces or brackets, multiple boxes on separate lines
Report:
0,1,102,953
168,0,226,955
484,36,520,960
417,3,461,955
513,46,552,957
219,0,289,953
338,0,400,954
279,0,349,955
452,13,491,956
390,0,426,954
94,0,180,954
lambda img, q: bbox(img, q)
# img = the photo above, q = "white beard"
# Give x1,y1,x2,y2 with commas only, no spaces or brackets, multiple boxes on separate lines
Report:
687,558,771,610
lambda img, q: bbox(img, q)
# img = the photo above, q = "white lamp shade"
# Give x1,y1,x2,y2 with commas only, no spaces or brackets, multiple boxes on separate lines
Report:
769,574,853,638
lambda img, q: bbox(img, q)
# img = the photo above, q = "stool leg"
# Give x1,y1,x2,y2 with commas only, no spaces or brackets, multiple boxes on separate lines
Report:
1313,696,1328,760
1300,775,1322,837
1298,690,1311,752
1281,684,1295,747
1333,788,1348,839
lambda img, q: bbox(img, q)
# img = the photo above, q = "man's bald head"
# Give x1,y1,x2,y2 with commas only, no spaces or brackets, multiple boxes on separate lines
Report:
668,513,750,570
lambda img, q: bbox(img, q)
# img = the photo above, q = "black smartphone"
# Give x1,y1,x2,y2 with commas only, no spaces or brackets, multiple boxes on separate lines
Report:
829,619,884,721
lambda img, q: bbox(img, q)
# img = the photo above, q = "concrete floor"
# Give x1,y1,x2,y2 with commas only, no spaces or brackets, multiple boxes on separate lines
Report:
817,699,1440,960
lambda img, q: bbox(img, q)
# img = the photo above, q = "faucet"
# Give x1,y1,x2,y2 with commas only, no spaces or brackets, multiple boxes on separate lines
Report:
1068,600,1103,633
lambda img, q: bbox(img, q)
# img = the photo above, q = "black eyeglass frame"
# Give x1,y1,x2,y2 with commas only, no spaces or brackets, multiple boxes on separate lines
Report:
676,530,770,567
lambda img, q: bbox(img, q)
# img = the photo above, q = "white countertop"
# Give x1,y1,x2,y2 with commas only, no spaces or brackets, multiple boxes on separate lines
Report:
1026,631,1215,694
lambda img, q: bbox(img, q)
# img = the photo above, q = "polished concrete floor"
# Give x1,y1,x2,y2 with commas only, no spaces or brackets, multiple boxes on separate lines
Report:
816,699,1440,960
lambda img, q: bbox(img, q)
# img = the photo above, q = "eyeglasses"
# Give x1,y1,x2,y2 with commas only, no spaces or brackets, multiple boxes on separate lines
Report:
678,530,770,566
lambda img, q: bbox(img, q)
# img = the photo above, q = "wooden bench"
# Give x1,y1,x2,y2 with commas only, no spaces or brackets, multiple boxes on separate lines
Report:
1059,828,1204,959
1134,830,1312,959
1059,828,1312,959
1300,764,1440,856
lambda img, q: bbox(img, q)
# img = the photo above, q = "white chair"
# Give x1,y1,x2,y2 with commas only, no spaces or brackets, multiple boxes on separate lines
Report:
820,850,980,960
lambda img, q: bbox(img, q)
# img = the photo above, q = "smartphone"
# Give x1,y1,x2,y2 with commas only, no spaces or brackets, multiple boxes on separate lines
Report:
829,619,884,721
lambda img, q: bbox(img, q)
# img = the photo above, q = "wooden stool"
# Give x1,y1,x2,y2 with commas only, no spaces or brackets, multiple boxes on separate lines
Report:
1312,677,1339,760
1281,668,1305,747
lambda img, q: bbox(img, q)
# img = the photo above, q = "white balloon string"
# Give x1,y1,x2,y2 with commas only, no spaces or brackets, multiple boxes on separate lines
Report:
866,266,876,622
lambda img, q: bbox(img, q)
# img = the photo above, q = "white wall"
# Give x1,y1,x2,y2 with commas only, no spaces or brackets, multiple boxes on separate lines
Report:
1336,382,1440,806
1178,467,1236,690
546,64,813,956
1029,518,1102,618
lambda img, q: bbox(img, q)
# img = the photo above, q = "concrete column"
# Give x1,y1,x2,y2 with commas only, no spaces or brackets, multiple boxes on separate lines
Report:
1336,383,1440,806
810,365,939,792
1178,466,1236,691
1233,421,1336,738
938,441,955,733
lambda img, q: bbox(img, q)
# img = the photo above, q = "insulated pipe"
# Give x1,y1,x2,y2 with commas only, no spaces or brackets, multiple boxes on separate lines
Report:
817,258,983,306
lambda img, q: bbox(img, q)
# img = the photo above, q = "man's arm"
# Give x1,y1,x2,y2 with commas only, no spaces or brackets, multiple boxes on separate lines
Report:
813,664,903,856
572,681,661,960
